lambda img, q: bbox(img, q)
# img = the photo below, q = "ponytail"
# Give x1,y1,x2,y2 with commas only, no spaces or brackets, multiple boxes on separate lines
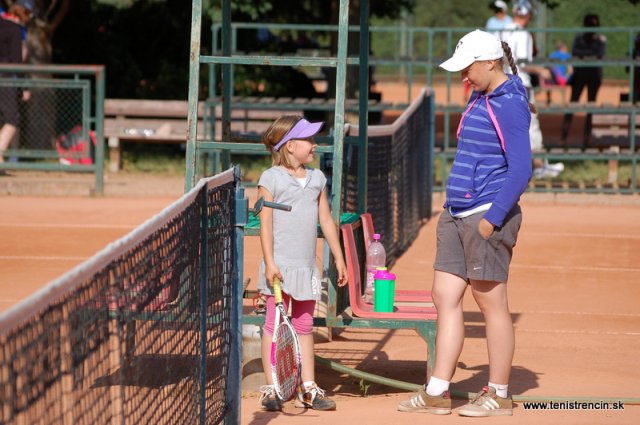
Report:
501,41,537,114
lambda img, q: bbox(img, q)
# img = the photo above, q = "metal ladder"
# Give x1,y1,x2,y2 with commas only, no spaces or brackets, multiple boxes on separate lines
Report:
184,0,374,216
184,1,372,423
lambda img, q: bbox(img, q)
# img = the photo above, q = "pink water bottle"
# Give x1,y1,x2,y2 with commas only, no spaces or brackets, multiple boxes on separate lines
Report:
364,233,386,303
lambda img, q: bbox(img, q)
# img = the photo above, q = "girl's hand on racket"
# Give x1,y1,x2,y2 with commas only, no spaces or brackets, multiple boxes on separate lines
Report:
335,259,348,287
265,261,283,285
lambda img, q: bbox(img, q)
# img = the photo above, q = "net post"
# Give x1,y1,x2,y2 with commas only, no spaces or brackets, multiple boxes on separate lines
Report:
108,270,125,425
108,318,124,425
60,306,74,425
198,183,208,425
225,166,245,424
0,335,11,422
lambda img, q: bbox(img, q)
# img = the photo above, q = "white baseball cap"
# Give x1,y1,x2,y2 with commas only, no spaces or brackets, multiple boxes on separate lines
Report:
439,29,504,72
493,1,508,11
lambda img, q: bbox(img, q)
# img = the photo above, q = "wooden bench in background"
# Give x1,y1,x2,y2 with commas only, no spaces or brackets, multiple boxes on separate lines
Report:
591,111,640,150
104,95,401,173
591,110,640,185
104,98,304,172
104,99,204,172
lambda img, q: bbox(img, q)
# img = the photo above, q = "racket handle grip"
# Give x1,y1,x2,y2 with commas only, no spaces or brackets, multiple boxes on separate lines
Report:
273,277,283,303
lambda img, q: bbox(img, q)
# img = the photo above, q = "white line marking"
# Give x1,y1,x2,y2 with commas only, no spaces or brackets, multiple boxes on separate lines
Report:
0,256,87,261
512,310,640,318
526,231,640,240
511,264,640,273
516,328,640,336
408,261,639,273
0,223,135,229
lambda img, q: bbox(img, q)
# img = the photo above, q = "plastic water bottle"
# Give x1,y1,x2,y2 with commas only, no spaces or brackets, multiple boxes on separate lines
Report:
364,233,386,304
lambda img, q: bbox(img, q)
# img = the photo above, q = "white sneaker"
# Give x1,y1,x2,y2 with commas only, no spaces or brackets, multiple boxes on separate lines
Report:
544,159,565,173
258,385,282,411
534,167,560,179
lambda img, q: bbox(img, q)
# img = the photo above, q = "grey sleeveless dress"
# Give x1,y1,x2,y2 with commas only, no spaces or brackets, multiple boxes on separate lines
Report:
257,166,326,301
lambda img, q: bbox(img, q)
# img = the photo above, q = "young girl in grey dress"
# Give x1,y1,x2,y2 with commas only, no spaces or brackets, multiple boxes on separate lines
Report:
257,115,348,412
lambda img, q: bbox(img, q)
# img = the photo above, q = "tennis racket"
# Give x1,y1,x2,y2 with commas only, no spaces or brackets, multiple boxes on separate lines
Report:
270,277,302,401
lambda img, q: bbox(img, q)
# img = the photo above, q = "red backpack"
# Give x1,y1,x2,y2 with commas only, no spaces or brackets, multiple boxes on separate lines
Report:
56,125,96,165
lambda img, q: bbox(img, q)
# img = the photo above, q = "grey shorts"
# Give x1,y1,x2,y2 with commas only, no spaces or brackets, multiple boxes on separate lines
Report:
434,206,522,283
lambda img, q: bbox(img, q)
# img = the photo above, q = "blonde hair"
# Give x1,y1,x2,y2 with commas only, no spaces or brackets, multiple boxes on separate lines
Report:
500,41,537,114
262,115,302,168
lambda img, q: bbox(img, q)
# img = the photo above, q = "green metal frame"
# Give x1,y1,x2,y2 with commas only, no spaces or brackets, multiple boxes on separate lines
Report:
186,1,360,423
186,0,443,414
186,2,360,206
0,64,105,195
203,23,640,194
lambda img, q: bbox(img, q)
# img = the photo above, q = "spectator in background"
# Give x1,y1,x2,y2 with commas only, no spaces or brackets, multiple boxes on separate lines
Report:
19,0,58,151
548,40,573,86
542,40,573,105
486,1,512,35
5,0,33,59
561,13,607,148
473,1,513,102
476,0,511,103
0,9,22,166
501,0,564,179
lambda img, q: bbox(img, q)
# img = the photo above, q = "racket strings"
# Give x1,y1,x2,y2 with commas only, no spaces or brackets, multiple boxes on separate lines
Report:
273,325,300,399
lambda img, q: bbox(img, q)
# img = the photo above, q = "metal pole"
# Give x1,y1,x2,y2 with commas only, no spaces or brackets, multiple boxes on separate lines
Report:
185,0,203,191
94,66,105,195
331,0,349,222
357,0,369,213
221,0,232,170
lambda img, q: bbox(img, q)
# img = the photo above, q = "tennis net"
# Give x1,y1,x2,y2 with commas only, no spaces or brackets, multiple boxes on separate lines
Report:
0,167,241,425
342,89,434,264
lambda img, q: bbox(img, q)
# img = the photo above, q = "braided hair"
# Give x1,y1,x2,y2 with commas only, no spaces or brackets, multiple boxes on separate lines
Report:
501,41,537,113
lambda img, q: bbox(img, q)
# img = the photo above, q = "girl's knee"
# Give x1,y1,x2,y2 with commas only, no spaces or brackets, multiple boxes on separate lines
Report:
292,318,313,335
291,299,315,335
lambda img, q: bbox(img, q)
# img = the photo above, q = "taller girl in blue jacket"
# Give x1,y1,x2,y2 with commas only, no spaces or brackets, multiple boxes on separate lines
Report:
398,29,532,417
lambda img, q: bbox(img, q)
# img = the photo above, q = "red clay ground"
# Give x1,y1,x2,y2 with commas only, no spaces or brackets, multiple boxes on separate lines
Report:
2,177,638,424
240,191,640,425
0,81,638,424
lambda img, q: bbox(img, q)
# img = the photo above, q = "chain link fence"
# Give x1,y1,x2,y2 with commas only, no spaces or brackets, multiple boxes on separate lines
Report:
0,65,105,194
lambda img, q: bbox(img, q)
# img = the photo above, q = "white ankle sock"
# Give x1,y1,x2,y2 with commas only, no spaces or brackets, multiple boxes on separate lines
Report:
488,382,508,398
303,381,315,390
425,376,450,396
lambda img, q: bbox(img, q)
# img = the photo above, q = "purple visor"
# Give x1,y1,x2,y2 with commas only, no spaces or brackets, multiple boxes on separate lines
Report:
272,119,325,152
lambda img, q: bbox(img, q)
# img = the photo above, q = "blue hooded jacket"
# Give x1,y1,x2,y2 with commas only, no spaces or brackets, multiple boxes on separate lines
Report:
445,74,533,227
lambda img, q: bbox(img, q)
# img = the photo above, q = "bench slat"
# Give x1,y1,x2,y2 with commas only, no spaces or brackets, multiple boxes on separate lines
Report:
104,99,205,117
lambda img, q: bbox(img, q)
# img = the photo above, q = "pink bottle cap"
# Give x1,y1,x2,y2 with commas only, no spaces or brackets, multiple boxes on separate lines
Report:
374,270,395,281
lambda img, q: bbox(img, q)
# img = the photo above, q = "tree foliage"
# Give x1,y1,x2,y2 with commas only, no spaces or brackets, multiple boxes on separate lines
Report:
54,0,210,99
51,0,638,99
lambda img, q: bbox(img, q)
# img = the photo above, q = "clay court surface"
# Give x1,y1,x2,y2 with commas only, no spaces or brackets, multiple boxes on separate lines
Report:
1,173,639,424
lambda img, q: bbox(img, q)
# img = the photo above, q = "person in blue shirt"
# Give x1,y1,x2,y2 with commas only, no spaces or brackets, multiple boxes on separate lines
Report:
548,40,573,86
398,30,532,418
485,0,512,35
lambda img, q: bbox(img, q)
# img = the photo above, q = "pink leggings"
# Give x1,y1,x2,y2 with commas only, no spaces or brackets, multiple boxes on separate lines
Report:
262,294,315,335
